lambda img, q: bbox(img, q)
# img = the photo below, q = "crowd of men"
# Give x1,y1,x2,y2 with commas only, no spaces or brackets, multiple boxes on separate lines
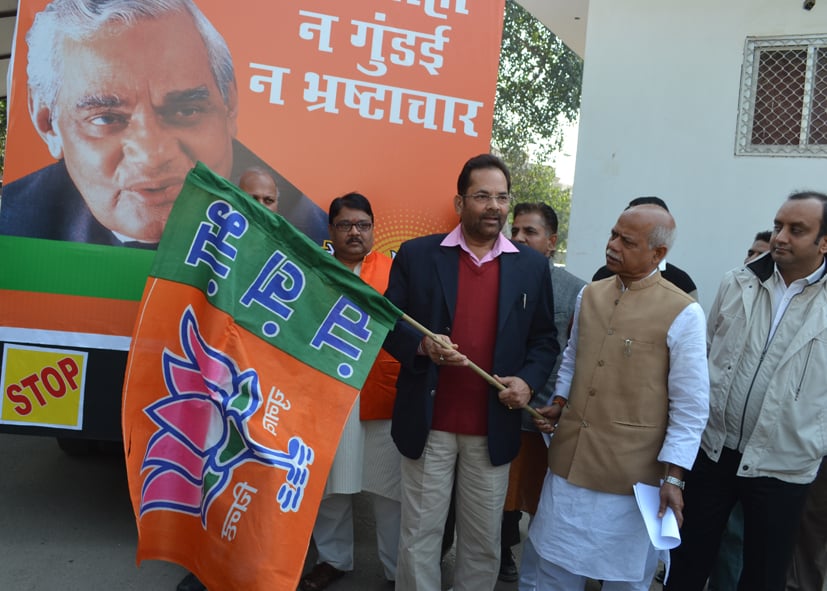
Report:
3,79,819,585
1,1,822,590
179,155,824,591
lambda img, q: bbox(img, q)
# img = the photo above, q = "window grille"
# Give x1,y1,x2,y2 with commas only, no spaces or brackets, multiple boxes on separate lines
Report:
736,36,827,156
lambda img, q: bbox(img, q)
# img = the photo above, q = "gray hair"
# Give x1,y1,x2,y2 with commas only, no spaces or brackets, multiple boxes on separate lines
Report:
27,0,236,113
648,224,676,251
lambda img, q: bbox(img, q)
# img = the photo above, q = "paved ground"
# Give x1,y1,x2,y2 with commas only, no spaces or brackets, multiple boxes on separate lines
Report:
0,432,663,590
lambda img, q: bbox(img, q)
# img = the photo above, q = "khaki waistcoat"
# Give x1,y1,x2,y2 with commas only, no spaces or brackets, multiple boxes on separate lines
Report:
548,272,693,494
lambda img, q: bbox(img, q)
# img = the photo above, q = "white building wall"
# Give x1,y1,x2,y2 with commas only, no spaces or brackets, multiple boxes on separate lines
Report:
566,0,827,311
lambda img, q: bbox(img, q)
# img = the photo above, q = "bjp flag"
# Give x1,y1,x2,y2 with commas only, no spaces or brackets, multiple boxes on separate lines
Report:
122,163,402,590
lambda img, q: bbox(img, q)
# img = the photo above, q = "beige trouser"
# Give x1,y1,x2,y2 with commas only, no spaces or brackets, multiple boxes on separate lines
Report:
395,430,509,591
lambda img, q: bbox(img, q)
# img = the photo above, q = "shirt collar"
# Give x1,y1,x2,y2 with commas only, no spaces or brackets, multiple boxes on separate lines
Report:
440,224,518,266
772,258,826,288
617,267,659,292
113,230,153,245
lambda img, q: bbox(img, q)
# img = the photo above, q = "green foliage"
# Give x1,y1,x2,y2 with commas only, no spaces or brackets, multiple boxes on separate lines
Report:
494,0,582,163
494,1,583,262
509,159,573,258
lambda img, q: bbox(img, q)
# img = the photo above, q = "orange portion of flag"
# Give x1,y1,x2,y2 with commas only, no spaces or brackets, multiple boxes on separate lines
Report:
124,278,356,590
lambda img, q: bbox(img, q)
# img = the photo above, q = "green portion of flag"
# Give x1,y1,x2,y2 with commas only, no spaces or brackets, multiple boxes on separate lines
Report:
0,235,153,300
150,162,403,389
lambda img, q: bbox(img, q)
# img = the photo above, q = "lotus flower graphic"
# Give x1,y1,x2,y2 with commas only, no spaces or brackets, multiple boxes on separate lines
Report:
139,306,314,526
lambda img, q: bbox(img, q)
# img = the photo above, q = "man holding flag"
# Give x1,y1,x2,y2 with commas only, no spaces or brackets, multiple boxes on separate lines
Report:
301,193,402,591
383,153,558,591
122,164,402,591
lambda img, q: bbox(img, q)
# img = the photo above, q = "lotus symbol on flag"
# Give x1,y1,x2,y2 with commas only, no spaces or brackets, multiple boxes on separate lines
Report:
138,306,314,526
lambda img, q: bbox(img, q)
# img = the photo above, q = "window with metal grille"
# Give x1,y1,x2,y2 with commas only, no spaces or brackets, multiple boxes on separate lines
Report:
736,36,827,156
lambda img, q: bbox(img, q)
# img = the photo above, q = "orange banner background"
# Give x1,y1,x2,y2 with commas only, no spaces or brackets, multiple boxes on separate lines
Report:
5,0,504,254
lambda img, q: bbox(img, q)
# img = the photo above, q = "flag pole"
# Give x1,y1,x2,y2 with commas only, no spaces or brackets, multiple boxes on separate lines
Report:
400,313,546,422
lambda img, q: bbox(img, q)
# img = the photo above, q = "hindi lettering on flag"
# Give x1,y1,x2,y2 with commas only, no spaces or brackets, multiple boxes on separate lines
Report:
122,162,401,591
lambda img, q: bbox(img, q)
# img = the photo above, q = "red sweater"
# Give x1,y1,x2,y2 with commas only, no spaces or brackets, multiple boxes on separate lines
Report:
432,251,499,435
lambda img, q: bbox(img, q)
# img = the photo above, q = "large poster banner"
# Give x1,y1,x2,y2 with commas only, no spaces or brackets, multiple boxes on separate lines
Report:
0,0,504,349
123,163,402,590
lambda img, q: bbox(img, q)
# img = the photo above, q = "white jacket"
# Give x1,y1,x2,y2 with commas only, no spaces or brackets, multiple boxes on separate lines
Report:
703,253,827,484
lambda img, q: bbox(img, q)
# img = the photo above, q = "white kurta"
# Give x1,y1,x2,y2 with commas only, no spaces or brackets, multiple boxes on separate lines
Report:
529,283,709,581
324,398,364,495
362,419,401,500
323,397,402,500
530,472,659,582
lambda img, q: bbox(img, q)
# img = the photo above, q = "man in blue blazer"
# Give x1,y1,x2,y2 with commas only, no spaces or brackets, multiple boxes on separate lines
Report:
383,154,558,591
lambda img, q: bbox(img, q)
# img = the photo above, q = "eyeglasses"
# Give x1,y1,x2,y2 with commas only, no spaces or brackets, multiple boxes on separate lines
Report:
461,192,513,205
333,220,373,232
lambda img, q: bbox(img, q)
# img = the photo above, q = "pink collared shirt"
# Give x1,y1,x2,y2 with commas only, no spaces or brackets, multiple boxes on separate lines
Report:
440,224,518,266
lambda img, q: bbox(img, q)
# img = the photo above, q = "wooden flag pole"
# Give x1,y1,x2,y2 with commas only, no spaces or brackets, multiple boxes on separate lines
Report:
400,313,546,422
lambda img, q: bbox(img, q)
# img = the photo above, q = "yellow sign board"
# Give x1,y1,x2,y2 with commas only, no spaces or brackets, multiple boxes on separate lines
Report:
1,344,87,429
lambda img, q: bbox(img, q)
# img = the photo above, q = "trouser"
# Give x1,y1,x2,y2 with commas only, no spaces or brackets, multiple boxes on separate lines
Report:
312,491,401,580
667,448,810,591
441,476,456,558
785,457,827,591
395,430,509,591
534,546,658,591
518,516,539,591
707,502,744,591
502,509,522,551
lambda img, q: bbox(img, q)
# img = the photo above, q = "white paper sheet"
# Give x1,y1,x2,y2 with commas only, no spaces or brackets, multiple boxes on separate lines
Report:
632,481,681,550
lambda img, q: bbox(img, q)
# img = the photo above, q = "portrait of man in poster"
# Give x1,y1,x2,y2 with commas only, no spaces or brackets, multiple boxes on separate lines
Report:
0,0,329,248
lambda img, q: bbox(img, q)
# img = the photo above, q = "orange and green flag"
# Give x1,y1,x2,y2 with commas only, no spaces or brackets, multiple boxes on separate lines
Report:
122,163,401,590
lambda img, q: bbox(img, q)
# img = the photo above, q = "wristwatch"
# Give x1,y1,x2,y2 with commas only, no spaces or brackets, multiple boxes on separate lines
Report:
664,475,685,490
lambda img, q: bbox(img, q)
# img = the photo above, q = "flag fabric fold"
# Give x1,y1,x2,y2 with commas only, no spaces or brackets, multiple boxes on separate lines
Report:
122,162,402,591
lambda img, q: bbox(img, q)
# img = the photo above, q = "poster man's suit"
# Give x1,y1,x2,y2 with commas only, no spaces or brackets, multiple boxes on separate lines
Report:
0,142,329,246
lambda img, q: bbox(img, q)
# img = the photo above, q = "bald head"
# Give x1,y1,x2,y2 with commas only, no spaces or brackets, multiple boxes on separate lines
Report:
605,204,676,285
628,204,676,250
239,167,279,213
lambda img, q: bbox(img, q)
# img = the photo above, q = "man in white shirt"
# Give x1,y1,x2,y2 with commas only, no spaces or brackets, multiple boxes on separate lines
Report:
668,192,827,591
528,204,709,591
